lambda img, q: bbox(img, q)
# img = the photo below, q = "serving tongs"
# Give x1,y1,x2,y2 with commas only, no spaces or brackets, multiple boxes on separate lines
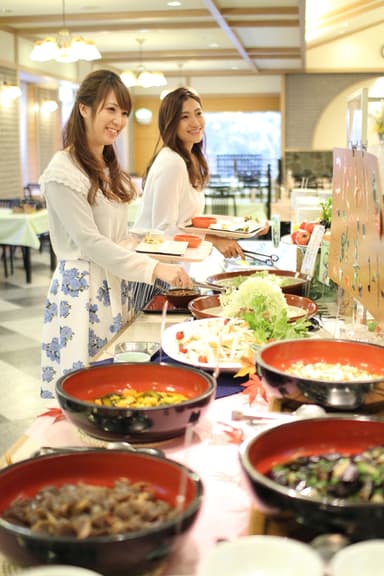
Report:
191,279,228,293
241,249,279,267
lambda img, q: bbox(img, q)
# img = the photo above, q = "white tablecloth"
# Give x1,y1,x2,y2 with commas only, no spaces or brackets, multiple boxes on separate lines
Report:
0,208,48,250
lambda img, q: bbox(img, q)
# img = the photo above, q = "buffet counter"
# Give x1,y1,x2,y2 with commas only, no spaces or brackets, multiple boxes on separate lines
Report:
0,240,342,575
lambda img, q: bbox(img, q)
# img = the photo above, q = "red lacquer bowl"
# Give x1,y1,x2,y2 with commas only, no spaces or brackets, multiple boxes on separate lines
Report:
188,293,317,323
173,234,202,248
56,362,216,443
207,269,310,296
191,216,217,228
240,416,384,539
256,338,384,409
0,449,203,574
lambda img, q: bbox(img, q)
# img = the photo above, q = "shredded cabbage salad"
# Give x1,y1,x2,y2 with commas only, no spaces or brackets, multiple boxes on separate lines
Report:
219,275,310,345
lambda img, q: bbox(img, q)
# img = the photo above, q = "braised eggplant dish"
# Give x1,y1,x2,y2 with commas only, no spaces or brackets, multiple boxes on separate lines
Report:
268,446,384,503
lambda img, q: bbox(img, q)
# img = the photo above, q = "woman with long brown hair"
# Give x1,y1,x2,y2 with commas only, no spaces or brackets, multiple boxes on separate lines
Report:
135,86,245,258
39,70,191,398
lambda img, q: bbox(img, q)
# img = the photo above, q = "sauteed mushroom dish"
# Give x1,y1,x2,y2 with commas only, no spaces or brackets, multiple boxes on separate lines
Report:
2,479,176,538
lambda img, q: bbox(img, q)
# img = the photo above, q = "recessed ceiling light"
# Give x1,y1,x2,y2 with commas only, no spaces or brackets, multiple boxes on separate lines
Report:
167,1,181,6
209,43,219,48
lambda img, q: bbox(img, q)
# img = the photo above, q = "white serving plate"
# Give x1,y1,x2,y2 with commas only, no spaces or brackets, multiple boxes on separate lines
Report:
161,317,256,372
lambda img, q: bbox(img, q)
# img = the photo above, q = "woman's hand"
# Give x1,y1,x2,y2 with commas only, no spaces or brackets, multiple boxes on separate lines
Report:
153,263,193,288
207,235,244,259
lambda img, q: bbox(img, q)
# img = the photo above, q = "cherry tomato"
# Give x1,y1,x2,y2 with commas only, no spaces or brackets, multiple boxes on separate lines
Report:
176,331,184,340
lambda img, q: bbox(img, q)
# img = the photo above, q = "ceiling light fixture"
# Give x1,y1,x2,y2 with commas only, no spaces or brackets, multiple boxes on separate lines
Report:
30,0,101,63
1,81,22,100
120,38,167,89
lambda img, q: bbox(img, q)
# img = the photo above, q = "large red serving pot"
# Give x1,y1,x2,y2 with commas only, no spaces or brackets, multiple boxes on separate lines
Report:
56,362,216,443
256,338,384,409
0,449,203,574
239,416,384,540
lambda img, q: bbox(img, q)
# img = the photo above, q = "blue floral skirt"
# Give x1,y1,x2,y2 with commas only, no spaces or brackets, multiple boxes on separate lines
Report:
40,260,137,399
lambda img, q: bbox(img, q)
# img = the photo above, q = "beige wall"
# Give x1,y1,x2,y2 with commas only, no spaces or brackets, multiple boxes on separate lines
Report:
131,94,280,177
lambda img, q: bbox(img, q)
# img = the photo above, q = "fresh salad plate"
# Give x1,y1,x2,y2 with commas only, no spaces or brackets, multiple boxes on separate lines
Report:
181,215,266,239
161,317,256,372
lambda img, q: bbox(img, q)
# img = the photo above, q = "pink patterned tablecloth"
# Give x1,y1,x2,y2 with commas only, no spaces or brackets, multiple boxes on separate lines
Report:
19,393,271,576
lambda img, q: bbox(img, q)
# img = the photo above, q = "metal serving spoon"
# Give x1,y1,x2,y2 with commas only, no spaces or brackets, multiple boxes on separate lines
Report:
33,443,165,458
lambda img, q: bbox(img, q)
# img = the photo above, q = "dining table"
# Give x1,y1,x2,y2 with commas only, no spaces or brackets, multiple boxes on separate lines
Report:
0,207,54,283
0,239,356,575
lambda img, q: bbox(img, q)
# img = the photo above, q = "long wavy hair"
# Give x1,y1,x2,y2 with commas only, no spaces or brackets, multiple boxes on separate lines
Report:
143,87,209,189
63,69,135,205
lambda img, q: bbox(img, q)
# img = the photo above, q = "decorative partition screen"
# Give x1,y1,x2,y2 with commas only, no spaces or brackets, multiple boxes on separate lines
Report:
328,147,384,321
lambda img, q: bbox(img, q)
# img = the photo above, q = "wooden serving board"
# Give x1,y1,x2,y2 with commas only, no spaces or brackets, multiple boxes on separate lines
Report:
248,508,319,542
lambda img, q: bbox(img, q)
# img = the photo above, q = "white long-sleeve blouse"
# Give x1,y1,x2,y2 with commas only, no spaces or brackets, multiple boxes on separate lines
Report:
134,147,205,236
39,150,157,284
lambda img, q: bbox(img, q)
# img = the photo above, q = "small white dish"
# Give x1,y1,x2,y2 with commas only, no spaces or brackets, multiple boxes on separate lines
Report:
329,539,384,576
197,535,324,576
113,341,160,362
114,350,151,363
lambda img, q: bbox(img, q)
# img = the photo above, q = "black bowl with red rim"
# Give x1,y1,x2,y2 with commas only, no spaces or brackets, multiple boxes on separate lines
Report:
256,338,384,409
239,416,384,540
0,449,203,574
56,362,216,443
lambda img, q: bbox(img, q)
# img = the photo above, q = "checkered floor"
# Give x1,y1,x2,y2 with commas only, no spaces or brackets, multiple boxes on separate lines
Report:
0,247,55,454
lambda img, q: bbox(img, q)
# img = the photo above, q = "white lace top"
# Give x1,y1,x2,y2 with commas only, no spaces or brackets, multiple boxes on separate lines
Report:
39,150,157,284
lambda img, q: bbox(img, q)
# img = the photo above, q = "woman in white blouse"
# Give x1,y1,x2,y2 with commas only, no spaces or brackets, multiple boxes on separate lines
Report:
133,87,248,309
135,87,244,257
39,70,191,398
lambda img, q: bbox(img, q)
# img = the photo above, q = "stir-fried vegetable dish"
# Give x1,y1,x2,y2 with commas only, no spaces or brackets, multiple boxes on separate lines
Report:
94,389,188,408
268,446,384,503
2,479,175,538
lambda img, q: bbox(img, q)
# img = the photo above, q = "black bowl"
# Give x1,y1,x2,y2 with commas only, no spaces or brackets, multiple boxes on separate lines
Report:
163,288,201,308
239,416,384,540
56,362,216,443
206,269,310,296
256,338,384,409
0,449,203,575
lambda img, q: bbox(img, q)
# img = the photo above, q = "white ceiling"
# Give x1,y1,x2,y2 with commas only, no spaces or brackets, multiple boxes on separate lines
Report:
0,0,383,92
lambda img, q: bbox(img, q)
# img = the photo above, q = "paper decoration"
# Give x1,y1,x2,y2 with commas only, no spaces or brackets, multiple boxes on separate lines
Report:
328,148,384,321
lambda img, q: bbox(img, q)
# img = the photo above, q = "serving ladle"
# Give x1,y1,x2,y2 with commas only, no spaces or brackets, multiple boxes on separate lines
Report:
33,442,165,458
